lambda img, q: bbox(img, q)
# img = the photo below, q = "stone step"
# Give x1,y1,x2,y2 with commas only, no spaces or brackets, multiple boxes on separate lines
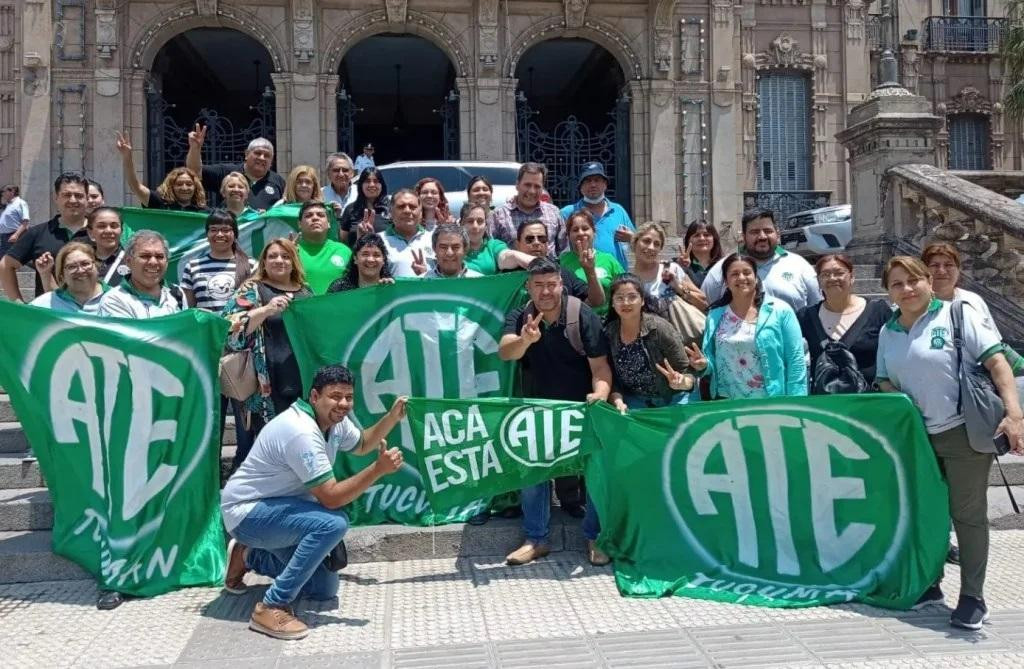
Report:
0,415,237,453
0,395,14,422
0,513,581,585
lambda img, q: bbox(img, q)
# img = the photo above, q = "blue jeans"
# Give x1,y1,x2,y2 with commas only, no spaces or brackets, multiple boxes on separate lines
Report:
229,496,348,607
582,492,600,541
522,481,601,542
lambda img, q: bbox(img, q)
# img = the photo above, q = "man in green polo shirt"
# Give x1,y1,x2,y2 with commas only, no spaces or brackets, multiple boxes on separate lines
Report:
295,201,351,294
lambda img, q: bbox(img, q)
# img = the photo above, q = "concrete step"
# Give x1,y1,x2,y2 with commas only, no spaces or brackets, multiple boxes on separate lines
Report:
0,395,14,422
0,422,27,453
0,512,583,585
0,415,237,453
0,487,52,531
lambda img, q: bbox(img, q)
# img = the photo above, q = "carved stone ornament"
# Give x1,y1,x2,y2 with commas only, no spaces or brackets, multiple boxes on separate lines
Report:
385,0,408,25
195,0,217,17
293,0,315,63
771,34,799,67
479,26,499,69
564,0,589,30
948,86,993,115
95,8,117,59
654,28,671,73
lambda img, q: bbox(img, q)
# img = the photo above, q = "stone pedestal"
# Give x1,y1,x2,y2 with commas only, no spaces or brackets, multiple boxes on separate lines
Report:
835,89,942,261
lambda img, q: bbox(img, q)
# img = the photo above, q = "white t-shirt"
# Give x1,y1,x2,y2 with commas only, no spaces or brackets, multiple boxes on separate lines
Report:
876,298,1002,434
0,197,29,234
380,227,436,278
951,288,1001,337
701,249,820,311
221,400,361,531
640,262,688,301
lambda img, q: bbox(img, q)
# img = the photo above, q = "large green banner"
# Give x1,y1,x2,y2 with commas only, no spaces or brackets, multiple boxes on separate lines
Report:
585,395,949,609
283,273,526,525
120,203,335,281
0,303,229,595
405,397,594,509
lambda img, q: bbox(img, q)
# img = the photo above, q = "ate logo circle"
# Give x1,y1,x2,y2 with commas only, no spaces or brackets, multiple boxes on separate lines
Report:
661,403,907,590
497,405,586,468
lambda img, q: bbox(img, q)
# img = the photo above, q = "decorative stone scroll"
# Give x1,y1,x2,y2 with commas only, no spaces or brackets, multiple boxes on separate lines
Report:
293,0,315,63
564,0,589,29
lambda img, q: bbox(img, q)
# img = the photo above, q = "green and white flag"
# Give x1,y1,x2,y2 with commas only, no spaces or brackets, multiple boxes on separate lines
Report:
0,303,229,596
405,397,594,509
119,203,336,281
585,395,949,609
284,273,526,525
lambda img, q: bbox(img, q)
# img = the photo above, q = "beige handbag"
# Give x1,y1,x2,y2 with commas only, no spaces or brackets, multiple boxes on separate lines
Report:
219,350,258,401
664,295,707,349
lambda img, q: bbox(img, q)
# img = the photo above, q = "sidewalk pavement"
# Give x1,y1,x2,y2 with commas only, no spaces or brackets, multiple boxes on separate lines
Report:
5,530,1024,668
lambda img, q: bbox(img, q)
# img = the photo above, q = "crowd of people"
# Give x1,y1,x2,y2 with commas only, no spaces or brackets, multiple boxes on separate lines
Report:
2,130,1022,639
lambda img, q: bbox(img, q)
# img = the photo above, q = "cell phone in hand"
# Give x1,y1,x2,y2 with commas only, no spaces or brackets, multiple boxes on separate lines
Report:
994,432,1011,455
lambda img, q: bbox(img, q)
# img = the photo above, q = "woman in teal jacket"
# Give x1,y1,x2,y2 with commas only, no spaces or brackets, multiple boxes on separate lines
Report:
686,253,807,398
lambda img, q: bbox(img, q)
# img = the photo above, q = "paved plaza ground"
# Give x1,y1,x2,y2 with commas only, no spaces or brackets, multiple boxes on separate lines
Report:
5,528,1024,669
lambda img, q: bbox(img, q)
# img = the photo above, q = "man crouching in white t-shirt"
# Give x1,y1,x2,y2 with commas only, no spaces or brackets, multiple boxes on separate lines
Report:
220,364,405,640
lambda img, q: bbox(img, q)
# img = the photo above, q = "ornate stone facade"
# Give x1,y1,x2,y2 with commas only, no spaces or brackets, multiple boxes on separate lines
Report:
3,0,1018,235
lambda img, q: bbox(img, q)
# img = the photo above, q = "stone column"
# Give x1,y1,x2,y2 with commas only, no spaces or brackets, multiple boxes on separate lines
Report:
835,89,942,260
646,79,676,226
500,78,518,161
474,77,508,160
710,0,740,235
320,73,339,163
19,0,52,215
286,72,322,169
456,77,477,160
91,68,124,204
270,72,292,172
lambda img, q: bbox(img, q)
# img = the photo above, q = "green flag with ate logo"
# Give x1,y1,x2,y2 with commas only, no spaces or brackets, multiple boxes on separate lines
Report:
283,273,526,525
405,397,594,509
119,203,337,282
585,395,950,609
0,303,228,596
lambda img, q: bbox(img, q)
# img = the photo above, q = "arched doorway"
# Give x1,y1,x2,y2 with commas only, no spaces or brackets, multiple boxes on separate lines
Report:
514,38,630,212
146,28,276,189
337,34,459,164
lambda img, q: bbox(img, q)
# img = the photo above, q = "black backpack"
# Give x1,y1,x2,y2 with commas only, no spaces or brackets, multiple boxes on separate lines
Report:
812,340,869,395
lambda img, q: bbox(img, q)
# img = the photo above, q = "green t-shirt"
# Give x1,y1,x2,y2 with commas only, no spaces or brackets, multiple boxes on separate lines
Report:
559,249,624,316
465,237,508,276
297,237,352,295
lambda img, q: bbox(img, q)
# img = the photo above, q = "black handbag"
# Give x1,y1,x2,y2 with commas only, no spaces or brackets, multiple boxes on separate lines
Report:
812,340,869,395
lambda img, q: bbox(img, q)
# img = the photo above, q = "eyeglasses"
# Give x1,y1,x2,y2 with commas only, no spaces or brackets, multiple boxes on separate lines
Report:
64,261,95,272
612,293,642,305
818,270,848,279
523,235,548,244
208,226,235,236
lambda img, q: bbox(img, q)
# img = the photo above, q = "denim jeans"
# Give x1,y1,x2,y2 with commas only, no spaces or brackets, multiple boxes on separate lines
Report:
623,390,696,410
221,395,257,471
229,496,348,607
582,492,600,541
520,481,552,543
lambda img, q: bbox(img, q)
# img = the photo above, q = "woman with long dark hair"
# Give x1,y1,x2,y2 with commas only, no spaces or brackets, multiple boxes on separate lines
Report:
180,209,255,311
415,177,455,230
686,253,806,399
338,167,391,245
327,234,395,292
675,219,724,287
604,274,695,412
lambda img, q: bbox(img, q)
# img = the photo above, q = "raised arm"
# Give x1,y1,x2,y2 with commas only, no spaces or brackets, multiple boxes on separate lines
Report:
116,131,152,205
185,123,206,176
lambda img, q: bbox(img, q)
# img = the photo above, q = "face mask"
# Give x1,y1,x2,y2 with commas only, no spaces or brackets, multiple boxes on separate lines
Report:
582,195,605,205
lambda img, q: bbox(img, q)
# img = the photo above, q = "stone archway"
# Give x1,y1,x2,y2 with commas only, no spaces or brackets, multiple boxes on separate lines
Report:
503,16,643,82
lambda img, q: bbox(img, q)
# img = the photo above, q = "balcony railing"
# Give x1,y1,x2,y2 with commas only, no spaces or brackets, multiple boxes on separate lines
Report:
743,191,831,223
924,16,1007,53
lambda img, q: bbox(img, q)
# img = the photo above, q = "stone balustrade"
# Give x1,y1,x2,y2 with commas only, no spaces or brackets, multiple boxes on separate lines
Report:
886,163,1024,339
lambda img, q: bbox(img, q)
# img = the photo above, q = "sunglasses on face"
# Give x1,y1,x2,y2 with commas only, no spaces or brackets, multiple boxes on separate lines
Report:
523,235,548,244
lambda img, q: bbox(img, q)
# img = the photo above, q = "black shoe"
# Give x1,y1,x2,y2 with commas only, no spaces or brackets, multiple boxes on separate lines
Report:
96,589,126,610
324,540,348,571
946,545,960,565
912,584,945,610
467,511,490,525
496,506,522,519
950,595,989,630
561,503,586,519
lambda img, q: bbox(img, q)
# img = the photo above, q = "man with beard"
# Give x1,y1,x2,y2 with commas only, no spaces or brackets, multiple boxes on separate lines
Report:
295,201,351,295
700,208,820,312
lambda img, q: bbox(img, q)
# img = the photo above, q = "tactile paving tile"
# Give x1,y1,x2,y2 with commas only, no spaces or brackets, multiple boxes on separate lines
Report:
592,629,709,668
391,642,492,668
388,556,488,649
687,623,817,667
784,618,915,662
492,636,600,669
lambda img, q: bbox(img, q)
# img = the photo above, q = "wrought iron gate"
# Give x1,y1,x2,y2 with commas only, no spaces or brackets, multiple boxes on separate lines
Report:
435,89,460,161
145,83,276,186
515,90,631,213
337,88,460,160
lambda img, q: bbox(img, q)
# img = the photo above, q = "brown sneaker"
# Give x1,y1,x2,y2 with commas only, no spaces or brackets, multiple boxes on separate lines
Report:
249,601,309,640
587,540,611,567
506,541,550,566
224,538,249,594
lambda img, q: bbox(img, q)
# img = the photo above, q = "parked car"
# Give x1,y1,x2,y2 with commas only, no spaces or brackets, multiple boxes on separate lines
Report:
780,204,852,256
351,161,522,215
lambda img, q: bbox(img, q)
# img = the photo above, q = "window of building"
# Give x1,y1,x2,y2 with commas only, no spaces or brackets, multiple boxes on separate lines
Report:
756,72,812,192
947,113,992,170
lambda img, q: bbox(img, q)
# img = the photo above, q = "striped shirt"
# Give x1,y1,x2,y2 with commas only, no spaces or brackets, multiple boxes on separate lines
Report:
180,253,256,311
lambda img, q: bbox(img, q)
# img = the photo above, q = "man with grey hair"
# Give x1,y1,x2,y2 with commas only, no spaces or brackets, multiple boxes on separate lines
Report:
98,230,183,317
186,125,285,210
424,223,482,279
322,152,355,216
